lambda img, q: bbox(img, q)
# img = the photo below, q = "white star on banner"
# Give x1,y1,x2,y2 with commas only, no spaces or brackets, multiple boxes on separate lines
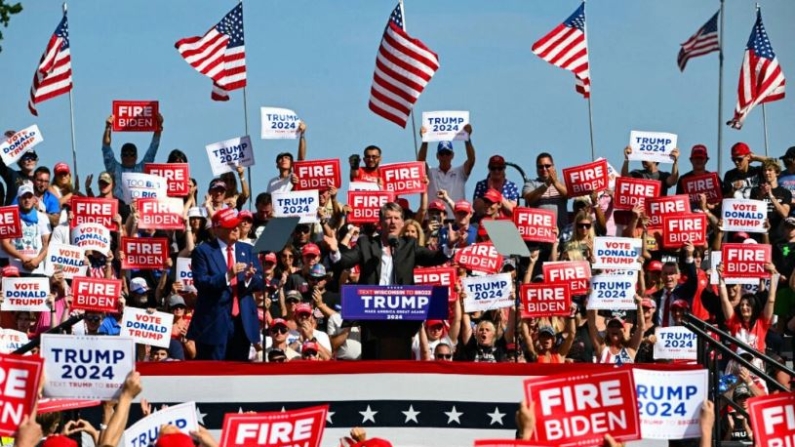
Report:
326,411,335,424
402,405,420,423
195,406,207,425
444,406,463,425
359,405,378,424
487,407,506,426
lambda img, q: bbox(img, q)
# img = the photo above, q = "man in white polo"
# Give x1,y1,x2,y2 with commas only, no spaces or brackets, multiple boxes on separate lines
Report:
417,125,476,213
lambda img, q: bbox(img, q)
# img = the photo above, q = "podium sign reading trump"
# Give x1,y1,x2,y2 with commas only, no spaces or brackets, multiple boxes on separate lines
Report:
0,353,43,436
341,285,448,321
219,405,328,447
523,369,641,446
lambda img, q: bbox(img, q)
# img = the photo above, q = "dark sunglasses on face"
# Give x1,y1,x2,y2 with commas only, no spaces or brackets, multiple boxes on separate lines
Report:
295,227,311,234
577,223,592,229
732,157,745,163
21,156,37,162
86,316,101,323
302,350,318,357
436,353,453,360
122,152,136,157
537,164,553,169
270,327,289,335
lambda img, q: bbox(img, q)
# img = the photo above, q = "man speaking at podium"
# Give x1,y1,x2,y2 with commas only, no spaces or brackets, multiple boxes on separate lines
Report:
325,202,450,359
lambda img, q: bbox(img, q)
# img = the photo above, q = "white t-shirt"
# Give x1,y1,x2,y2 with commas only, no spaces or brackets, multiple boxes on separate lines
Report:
4,211,51,274
267,175,293,194
428,164,468,212
412,334,454,360
286,328,332,354
50,223,70,245
327,313,361,360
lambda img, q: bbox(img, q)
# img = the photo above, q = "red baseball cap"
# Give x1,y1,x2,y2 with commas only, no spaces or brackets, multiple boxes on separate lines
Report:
42,435,78,447
211,208,240,229
488,155,506,168
671,299,690,310
302,341,319,353
54,162,70,175
2,266,20,277
396,197,410,210
426,319,445,327
647,260,663,272
238,210,253,221
155,433,194,447
271,318,288,328
483,188,502,204
295,303,313,316
428,200,446,211
731,142,751,158
263,252,277,263
641,298,657,309
302,243,321,257
690,145,708,159
352,439,393,447
454,200,473,213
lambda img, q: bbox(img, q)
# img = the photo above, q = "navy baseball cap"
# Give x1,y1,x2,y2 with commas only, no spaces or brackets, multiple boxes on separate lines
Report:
437,141,453,153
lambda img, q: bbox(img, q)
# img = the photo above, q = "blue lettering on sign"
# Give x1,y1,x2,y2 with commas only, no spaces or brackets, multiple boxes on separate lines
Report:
341,285,448,321
636,384,695,418
213,143,248,164
132,418,188,447
179,272,192,278
52,348,125,364
3,131,37,154
466,280,509,300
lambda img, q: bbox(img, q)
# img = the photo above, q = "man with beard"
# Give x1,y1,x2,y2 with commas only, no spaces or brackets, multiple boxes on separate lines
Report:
349,145,383,186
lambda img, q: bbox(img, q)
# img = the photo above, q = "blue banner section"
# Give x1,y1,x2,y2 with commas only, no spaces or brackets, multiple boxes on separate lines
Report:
341,285,449,321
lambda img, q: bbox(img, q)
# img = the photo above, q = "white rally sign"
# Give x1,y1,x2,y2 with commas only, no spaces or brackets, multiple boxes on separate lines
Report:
708,252,757,286
272,190,319,224
421,111,470,142
121,172,167,204
41,334,135,400
1,277,50,312
120,308,174,349
1,125,44,166
633,368,708,439
43,243,87,279
123,401,199,447
721,198,767,233
176,257,193,288
260,107,301,139
653,326,697,360
592,237,642,270
587,274,638,310
205,135,256,176
0,329,29,354
628,130,678,163
71,223,111,253
461,273,513,313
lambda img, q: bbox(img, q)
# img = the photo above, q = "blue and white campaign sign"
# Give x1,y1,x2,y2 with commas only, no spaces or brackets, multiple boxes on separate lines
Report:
121,308,174,349
628,130,678,164
592,237,642,271
272,189,319,224
41,334,135,400
260,107,301,139
123,401,198,447
1,277,50,312
71,222,111,253
349,181,380,192
421,111,470,142
721,198,767,233
176,257,193,288
461,273,513,313
653,326,697,360
341,285,448,321
121,172,167,204
1,125,44,166
0,329,29,354
587,274,638,310
633,368,708,439
205,135,256,176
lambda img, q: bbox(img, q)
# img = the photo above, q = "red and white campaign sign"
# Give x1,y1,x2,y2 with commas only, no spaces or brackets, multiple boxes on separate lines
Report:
144,163,190,197
0,125,44,166
122,237,168,270
523,369,641,447
347,191,394,224
380,162,426,195
37,398,101,414
749,392,795,447
521,284,570,318
562,159,609,197
0,206,21,239
613,177,661,211
71,223,112,253
646,195,690,228
137,198,184,230
592,237,642,270
121,308,174,349
680,172,722,205
721,198,767,233
70,197,118,231
112,100,159,132
722,243,771,278
43,243,87,279
0,353,43,436
662,214,707,249
414,267,458,302
72,277,122,313
219,405,328,447
513,208,557,243
293,159,341,191
543,261,591,296
454,243,504,275
1,277,50,312
474,441,552,447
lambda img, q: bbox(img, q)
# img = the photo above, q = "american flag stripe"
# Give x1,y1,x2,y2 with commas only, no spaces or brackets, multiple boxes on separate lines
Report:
368,3,440,128
677,11,719,71
728,9,786,129
531,3,590,99
28,14,73,116
175,4,246,101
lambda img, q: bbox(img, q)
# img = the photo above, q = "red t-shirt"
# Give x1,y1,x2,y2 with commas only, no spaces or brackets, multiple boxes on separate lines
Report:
353,168,380,184
726,313,771,353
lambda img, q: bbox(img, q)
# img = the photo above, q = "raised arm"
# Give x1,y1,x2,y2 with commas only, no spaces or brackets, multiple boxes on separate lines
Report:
557,310,577,357
763,263,780,322
666,148,680,187
628,295,645,351
98,371,142,447
297,122,307,161
586,309,603,353
717,265,735,322
463,124,475,176
620,146,632,177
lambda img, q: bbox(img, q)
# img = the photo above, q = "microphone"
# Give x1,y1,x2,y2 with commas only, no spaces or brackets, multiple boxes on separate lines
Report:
387,235,399,250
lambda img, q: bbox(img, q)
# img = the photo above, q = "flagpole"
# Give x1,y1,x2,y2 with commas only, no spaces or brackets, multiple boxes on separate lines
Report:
762,104,770,156
717,0,725,174
584,0,595,161
64,2,79,188
399,0,420,157
240,0,252,210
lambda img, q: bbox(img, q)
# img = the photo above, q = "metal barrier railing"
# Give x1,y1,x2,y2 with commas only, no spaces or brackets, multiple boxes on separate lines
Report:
13,314,85,355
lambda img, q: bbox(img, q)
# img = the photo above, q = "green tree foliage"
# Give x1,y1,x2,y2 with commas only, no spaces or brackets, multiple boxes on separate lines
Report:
0,1,23,53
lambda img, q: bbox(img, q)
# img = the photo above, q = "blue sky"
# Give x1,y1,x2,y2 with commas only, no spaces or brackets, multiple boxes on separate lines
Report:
1,0,794,204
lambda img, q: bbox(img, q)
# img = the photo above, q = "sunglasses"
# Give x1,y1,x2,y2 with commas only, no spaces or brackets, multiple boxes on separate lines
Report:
295,227,311,234
537,164,553,169
21,156,38,162
85,316,101,323
489,166,505,171
732,157,745,163
269,327,289,335
436,353,453,360
577,223,592,229
364,155,380,160
122,152,136,157
285,298,300,304
302,351,318,357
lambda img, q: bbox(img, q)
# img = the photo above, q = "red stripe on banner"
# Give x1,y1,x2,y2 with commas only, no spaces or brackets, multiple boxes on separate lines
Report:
531,23,567,53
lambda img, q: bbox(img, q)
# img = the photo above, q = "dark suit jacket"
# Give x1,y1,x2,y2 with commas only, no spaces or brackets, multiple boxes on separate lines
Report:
336,235,449,285
187,239,264,345
651,260,698,326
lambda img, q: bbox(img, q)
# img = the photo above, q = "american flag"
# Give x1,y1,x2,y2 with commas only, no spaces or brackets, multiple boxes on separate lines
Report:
677,11,720,72
728,9,785,129
531,3,590,98
175,4,246,102
368,3,440,128
28,13,73,116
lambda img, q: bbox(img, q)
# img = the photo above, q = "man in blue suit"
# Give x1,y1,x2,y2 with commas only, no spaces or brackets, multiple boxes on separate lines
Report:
188,208,264,360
